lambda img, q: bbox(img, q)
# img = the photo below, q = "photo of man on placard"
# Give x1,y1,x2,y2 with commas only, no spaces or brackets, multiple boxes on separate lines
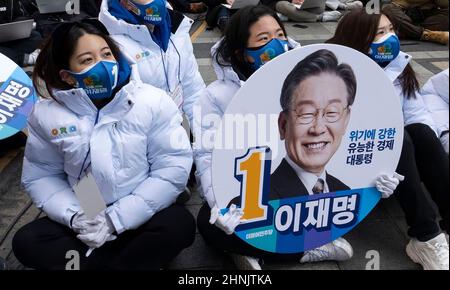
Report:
270,49,357,200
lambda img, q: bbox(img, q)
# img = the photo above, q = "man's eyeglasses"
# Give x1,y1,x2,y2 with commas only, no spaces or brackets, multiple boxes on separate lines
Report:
289,104,350,125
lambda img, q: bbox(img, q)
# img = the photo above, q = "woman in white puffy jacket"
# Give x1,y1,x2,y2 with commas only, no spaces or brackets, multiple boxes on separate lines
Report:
194,5,402,270
12,20,195,270
194,6,304,270
98,0,206,125
422,69,449,154
327,9,449,270
99,0,208,198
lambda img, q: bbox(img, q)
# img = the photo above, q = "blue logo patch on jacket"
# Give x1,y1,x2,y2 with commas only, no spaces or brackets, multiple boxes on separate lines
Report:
50,125,78,138
135,51,151,61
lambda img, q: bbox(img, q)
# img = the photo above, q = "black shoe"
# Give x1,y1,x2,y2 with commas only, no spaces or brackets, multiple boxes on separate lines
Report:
176,187,192,205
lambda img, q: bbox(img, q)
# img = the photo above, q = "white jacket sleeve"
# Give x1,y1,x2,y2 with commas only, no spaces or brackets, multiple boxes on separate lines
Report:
429,69,449,104
106,94,193,234
403,92,438,136
422,69,449,137
179,34,207,126
21,113,82,227
394,82,438,136
193,89,223,209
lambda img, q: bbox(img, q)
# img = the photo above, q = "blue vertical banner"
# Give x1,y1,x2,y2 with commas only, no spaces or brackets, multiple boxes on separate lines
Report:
0,53,38,140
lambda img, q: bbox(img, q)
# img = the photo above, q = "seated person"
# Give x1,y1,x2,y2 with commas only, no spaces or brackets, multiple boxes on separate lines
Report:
203,0,236,33
0,0,42,67
327,9,449,270
12,20,195,270
382,0,449,45
261,0,342,23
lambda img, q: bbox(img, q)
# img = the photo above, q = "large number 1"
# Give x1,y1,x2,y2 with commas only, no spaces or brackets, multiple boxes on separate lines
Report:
235,147,270,223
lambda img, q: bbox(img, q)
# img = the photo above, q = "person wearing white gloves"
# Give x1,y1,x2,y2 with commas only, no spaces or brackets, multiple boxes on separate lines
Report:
12,20,195,270
194,5,301,270
72,212,117,251
421,69,449,154
98,0,206,127
194,5,403,270
98,0,209,199
327,9,449,270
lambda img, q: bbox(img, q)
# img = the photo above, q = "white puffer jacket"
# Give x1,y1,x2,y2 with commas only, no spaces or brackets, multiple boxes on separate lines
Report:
193,38,301,208
98,0,206,126
22,66,193,234
383,51,437,136
421,69,449,138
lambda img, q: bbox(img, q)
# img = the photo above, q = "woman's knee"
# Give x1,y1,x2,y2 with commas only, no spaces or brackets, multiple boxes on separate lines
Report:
12,218,69,266
276,1,295,15
152,205,196,247
11,222,43,266
406,123,438,144
12,225,31,258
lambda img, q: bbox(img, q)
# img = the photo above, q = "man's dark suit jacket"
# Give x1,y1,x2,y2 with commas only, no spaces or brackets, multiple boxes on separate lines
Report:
228,158,350,207
269,158,350,200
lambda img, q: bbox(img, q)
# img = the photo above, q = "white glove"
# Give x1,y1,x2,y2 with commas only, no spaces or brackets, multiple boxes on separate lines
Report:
209,204,245,235
76,211,116,249
71,212,100,235
440,132,449,154
375,172,405,198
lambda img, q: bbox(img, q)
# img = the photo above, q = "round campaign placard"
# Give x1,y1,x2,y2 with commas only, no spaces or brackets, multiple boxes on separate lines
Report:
211,44,404,254
0,53,38,140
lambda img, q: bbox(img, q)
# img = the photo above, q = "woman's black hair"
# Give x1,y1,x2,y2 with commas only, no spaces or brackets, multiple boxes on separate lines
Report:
326,9,419,99
214,5,287,79
33,19,122,100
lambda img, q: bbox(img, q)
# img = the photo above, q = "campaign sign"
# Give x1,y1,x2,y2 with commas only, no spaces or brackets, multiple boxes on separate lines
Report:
211,44,404,253
0,53,37,140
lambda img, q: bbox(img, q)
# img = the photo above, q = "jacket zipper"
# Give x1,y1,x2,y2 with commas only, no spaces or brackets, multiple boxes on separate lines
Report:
76,111,100,181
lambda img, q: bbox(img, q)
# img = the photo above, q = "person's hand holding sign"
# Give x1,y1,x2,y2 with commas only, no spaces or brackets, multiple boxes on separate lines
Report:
375,172,405,198
209,204,246,235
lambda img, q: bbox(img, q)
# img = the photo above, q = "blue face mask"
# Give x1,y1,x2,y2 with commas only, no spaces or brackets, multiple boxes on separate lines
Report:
68,60,119,100
126,0,167,26
245,38,290,71
369,33,400,63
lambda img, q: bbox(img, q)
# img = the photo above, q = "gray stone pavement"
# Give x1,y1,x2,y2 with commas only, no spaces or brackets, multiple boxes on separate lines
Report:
0,19,447,270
